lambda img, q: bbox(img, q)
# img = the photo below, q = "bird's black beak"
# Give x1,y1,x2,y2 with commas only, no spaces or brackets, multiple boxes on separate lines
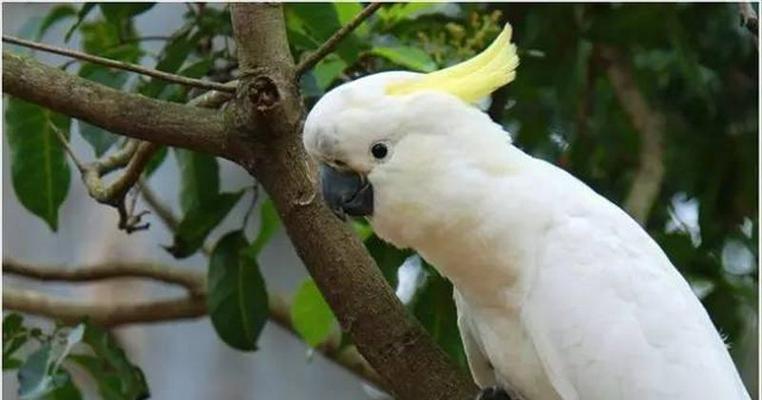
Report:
320,163,373,220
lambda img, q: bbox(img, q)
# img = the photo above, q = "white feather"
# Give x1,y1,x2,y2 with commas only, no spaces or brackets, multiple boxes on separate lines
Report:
303,74,751,400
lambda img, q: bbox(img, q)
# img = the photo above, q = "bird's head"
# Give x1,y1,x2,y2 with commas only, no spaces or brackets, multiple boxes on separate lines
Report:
303,23,519,222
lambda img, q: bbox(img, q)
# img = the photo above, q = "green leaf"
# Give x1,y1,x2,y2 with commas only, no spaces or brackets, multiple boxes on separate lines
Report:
69,322,148,400
286,3,362,63
37,5,76,40
245,199,281,258
4,313,29,370
18,344,58,399
313,54,348,90
41,377,82,400
365,234,412,288
166,191,244,259
142,146,167,177
100,3,155,25
78,123,119,158
412,264,467,369
64,4,96,42
77,24,141,156
139,33,195,99
5,98,71,231
335,3,369,36
370,46,438,72
207,231,269,351
174,149,220,214
18,324,84,400
291,279,336,347
178,58,213,79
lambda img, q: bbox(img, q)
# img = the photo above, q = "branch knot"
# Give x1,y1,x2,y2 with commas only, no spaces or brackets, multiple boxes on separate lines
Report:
248,76,280,111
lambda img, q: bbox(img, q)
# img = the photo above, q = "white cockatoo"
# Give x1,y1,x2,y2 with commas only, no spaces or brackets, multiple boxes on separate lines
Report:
302,23,751,400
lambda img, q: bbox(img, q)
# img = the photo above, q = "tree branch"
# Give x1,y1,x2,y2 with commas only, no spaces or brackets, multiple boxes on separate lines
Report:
3,35,236,93
140,180,180,231
55,132,158,232
3,259,383,388
187,86,235,109
600,46,666,226
3,258,204,295
230,5,476,399
294,3,383,77
4,287,207,327
3,52,235,160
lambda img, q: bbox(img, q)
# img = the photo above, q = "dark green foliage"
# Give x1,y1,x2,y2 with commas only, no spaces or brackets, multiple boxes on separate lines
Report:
291,279,337,347
207,231,269,351
4,98,71,231
3,2,757,395
412,263,468,370
165,150,244,258
3,316,147,400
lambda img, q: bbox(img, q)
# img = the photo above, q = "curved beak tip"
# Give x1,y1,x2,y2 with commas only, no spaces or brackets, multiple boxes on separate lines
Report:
319,164,374,219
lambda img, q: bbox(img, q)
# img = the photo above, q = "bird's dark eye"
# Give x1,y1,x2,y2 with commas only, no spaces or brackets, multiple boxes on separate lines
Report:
371,143,388,159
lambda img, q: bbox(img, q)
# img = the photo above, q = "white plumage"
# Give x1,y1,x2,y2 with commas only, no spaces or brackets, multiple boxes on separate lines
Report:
302,25,750,400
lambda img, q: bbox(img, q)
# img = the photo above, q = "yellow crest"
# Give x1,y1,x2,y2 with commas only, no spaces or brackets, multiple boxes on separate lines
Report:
386,23,519,103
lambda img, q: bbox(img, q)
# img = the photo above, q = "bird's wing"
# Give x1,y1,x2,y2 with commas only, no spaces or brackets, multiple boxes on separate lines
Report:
521,208,750,400
454,289,497,388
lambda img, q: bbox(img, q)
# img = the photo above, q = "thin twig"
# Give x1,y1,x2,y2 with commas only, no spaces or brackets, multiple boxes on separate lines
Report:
50,123,86,173
187,86,235,109
3,35,236,93
140,180,180,231
54,125,154,232
105,141,159,201
295,3,383,76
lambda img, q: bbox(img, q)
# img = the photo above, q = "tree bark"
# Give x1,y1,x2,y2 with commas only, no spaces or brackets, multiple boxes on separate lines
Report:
228,4,477,400
3,52,231,159
2,6,477,399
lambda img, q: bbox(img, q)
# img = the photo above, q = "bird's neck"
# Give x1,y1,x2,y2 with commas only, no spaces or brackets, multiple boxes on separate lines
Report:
371,140,549,307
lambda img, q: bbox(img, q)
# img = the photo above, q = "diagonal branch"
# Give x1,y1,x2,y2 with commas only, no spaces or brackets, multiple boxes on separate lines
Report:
600,46,666,226
294,3,383,77
3,35,236,93
231,5,475,400
3,52,235,160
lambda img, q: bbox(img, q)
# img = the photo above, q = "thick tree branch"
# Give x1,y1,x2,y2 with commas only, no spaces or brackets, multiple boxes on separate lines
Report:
294,3,383,77
3,35,236,93
230,5,476,399
600,46,666,226
3,259,383,388
3,52,235,160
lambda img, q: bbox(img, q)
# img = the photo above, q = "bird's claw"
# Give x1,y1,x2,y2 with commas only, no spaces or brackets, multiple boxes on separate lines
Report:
476,386,519,400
